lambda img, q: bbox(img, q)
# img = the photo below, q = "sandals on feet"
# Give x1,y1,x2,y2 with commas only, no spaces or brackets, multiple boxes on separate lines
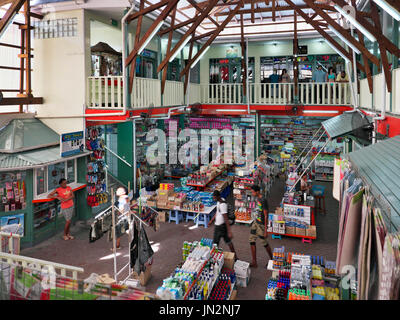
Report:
63,236,69,241
67,235,74,240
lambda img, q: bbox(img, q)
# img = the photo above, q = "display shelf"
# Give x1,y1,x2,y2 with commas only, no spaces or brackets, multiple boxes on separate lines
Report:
183,258,209,300
267,231,316,240
186,171,223,189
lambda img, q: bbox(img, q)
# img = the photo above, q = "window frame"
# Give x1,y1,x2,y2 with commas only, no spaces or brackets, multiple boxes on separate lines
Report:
34,158,77,199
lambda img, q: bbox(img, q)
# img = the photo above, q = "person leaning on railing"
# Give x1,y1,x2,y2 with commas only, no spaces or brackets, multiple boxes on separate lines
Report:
312,65,326,104
336,70,349,103
280,69,291,101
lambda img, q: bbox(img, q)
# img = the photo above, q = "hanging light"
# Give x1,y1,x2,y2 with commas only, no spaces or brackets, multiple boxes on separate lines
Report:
334,4,377,42
372,0,400,21
169,36,191,62
190,46,210,69
137,20,164,55
328,25,361,54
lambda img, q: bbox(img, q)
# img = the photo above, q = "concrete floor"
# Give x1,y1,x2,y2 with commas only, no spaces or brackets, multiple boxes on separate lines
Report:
20,177,339,300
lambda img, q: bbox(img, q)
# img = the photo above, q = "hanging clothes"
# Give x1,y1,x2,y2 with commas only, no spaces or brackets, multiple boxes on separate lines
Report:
130,222,154,274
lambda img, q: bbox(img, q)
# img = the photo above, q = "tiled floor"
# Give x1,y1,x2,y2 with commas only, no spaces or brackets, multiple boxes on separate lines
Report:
20,177,339,300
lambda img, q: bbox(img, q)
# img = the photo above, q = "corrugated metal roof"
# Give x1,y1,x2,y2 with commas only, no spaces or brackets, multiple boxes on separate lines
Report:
347,135,400,232
0,146,91,171
322,111,370,139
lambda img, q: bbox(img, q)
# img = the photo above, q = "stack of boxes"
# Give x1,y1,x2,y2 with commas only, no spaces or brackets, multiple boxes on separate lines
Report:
234,260,251,288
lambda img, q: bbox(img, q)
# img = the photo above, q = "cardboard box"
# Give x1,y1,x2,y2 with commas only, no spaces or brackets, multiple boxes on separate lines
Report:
234,260,251,278
158,211,168,222
286,226,295,235
146,200,156,207
306,225,317,238
157,201,168,209
132,265,152,286
156,194,169,202
223,252,235,270
236,275,250,288
296,227,306,236
275,207,284,215
97,273,116,285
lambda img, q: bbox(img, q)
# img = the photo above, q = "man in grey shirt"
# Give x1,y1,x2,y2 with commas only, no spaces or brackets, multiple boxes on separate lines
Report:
312,65,326,103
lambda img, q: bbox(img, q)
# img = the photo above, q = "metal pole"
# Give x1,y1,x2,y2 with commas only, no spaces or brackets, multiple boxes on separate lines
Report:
246,37,250,113
294,125,323,162
289,138,331,193
133,120,137,194
295,130,326,171
351,27,359,108
111,189,117,282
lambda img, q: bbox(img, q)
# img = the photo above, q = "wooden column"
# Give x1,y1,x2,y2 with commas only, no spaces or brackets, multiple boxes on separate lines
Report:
293,11,299,100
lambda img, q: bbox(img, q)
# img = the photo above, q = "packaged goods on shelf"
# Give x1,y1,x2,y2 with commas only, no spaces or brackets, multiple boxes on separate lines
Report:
234,260,251,288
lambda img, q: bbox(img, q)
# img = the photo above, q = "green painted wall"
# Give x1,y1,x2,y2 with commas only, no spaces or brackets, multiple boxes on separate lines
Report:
117,121,133,187
76,156,92,221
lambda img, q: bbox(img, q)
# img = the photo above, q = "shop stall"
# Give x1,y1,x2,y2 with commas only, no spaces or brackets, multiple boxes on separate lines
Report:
0,115,91,247
157,238,239,300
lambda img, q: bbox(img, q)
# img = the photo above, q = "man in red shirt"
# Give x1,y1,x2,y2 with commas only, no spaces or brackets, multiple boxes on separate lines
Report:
48,178,75,240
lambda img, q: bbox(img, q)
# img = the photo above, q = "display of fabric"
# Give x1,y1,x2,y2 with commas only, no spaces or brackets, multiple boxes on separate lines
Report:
379,233,400,300
89,209,112,243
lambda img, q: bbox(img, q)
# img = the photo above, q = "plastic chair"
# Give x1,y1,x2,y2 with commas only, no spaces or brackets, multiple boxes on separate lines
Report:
169,210,184,224
185,212,196,222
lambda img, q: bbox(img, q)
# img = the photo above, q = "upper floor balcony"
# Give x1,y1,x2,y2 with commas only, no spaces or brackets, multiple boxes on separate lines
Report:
86,76,353,110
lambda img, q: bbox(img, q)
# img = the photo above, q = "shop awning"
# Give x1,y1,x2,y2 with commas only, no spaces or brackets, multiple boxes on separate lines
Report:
0,146,91,171
321,111,371,139
346,135,400,232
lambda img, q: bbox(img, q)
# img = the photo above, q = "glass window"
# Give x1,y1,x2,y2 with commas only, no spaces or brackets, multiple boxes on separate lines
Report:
47,162,65,192
67,160,75,183
36,167,46,196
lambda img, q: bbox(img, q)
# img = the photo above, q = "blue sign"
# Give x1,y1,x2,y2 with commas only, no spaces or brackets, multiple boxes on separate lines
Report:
60,131,84,157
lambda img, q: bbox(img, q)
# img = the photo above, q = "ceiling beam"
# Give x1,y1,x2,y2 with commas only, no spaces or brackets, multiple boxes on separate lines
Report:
125,0,179,68
0,0,26,35
384,0,400,12
126,0,169,22
128,0,145,94
272,0,276,22
157,0,220,74
180,0,245,78
180,0,269,10
251,0,255,23
184,33,196,95
0,96,43,105
331,0,400,58
303,0,380,66
215,4,335,16
188,0,219,27
158,16,198,36
285,0,366,74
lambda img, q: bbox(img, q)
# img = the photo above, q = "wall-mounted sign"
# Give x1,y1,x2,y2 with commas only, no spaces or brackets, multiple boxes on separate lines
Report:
226,47,239,58
60,131,84,157
0,213,24,236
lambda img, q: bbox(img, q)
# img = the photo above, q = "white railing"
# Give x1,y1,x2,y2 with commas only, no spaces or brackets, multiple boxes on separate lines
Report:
131,77,161,108
200,83,243,104
0,251,84,279
163,80,184,106
298,82,351,105
250,83,293,104
87,76,123,109
360,78,373,110
0,232,21,255
188,83,201,104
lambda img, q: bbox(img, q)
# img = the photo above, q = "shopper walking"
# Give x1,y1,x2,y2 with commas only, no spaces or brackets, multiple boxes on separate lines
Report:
208,190,239,259
48,178,75,241
249,185,272,268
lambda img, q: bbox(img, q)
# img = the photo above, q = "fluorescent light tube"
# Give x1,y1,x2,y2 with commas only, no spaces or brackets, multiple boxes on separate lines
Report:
372,0,400,21
334,4,377,42
0,12,17,39
325,40,350,63
303,110,339,114
328,25,361,54
169,36,191,62
216,109,246,112
138,20,164,55
190,46,210,69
